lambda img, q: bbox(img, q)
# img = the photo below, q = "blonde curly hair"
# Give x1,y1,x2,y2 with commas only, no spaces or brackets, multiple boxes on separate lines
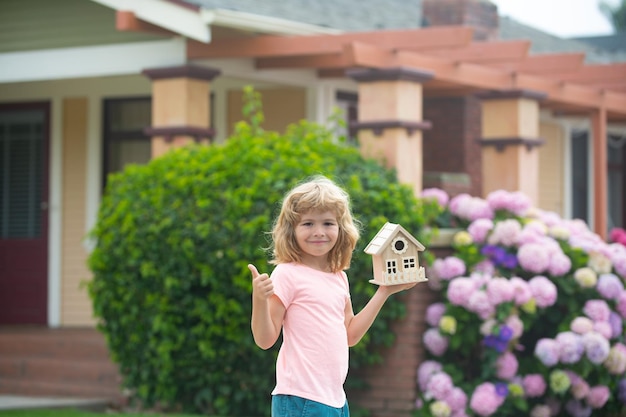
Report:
270,176,360,272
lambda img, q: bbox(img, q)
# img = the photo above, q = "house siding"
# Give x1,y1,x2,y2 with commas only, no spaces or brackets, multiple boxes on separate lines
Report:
0,0,161,54
61,97,94,326
538,121,565,216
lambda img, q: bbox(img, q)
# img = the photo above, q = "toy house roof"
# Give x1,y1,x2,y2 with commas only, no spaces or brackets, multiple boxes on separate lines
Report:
364,222,425,256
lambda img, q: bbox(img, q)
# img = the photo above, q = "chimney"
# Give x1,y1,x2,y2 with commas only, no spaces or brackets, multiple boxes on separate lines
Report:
422,0,499,41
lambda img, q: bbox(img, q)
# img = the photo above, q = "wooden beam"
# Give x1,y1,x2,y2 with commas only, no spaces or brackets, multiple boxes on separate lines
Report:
491,53,586,74
255,53,349,69
187,26,474,59
556,63,626,83
116,10,176,37
422,40,531,63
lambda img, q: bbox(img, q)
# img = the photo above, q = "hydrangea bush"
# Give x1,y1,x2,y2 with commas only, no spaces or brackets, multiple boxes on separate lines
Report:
414,188,626,417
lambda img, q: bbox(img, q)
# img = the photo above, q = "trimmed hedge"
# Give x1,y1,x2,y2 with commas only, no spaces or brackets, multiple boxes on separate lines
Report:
88,88,433,416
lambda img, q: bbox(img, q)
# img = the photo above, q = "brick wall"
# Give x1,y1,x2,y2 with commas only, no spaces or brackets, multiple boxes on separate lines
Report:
422,0,499,41
423,96,483,197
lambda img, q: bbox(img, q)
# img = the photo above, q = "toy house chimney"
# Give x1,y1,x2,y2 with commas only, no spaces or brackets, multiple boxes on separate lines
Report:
422,0,499,41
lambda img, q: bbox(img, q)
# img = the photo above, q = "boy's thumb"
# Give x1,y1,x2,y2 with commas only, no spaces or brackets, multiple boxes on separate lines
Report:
248,264,259,278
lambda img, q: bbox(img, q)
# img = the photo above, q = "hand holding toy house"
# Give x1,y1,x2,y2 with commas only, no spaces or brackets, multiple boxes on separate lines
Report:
364,222,428,286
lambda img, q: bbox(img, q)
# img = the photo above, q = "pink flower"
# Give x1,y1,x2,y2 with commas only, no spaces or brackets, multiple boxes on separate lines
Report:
417,360,443,391
535,338,559,366
427,371,454,400
487,219,522,247
423,328,449,357
469,382,504,417
582,332,610,364
570,378,590,400
609,312,623,339
433,257,466,280
555,331,584,364
486,278,515,305
421,188,449,208
593,321,612,339
596,273,624,300
496,351,518,380
510,277,532,306
426,302,447,327
486,190,531,216
586,385,610,409
505,315,524,339
517,243,550,274
548,251,571,276
516,221,547,246
570,316,594,334
608,243,626,278
583,299,611,322
467,290,495,319
523,374,546,397
447,278,475,307
473,260,495,275
448,387,468,412
528,276,557,308
450,194,494,222
468,218,494,243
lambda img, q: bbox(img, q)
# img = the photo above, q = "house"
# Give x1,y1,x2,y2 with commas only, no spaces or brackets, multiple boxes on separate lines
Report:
364,222,427,286
0,0,625,414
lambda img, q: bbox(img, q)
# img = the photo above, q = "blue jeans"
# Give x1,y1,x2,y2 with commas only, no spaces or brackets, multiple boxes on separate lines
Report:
272,394,350,417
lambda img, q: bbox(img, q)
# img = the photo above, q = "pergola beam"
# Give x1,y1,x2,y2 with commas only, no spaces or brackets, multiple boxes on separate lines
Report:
425,40,531,63
187,26,474,59
492,53,586,74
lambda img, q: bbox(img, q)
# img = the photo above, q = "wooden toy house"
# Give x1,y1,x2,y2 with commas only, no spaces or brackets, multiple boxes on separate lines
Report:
364,222,428,286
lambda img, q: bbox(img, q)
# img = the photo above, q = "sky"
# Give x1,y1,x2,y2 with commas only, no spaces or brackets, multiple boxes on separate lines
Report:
489,0,618,38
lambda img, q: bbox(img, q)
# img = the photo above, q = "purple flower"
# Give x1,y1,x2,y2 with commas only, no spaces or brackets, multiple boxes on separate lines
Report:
426,302,447,327
469,382,505,417
522,374,546,397
528,276,557,308
555,331,584,364
596,273,624,300
582,331,610,364
447,277,475,307
564,400,592,417
496,351,518,380
500,253,518,269
421,187,449,208
518,243,550,274
498,325,514,341
468,218,493,243
417,360,443,391
423,328,449,357
534,338,559,366
583,299,611,322
608,312,623,339
505,316,523,339
586,385,610,409
617,291,626,319
494,382,509,397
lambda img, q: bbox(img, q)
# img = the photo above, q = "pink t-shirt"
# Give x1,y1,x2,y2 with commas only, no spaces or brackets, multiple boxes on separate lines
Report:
270,262,350,407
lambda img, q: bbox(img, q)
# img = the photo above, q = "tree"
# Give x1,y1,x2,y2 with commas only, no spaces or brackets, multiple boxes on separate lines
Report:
599,0,626,31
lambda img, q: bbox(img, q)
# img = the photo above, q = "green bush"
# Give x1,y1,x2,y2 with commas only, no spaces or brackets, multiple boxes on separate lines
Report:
88,87,433,416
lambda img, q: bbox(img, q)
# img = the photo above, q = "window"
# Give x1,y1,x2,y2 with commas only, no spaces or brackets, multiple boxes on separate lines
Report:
571,129,589,222
608,133,625,229
386,259,397,274
336,91,358,143
102,97,152,188
403,257,416,270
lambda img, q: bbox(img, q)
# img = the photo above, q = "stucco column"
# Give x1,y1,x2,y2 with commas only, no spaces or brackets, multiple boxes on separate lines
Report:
478,90,546,205
347,67,432,196
142,65,221,158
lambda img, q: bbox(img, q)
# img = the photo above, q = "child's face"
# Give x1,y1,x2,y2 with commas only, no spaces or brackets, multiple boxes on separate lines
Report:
295,210,339,265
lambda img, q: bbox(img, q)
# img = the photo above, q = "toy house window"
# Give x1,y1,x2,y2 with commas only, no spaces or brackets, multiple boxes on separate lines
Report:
403,257,416,269
391,237,408,255
386,259,397,274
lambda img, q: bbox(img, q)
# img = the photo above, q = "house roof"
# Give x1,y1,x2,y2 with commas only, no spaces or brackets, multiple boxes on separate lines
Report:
364,222,425,256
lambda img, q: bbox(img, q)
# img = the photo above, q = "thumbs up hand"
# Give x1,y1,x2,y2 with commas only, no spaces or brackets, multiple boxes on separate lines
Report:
249,264,274,301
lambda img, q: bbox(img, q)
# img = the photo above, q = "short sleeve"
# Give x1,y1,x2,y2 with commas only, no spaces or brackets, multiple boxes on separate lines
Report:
271,264,295,308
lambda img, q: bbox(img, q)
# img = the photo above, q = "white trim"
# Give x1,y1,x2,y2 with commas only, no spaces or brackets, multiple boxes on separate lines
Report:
84,96,102,252
90,0,210,42
48,98,63,327
0,39,186,84
201,8,342,36
562,120,573,220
